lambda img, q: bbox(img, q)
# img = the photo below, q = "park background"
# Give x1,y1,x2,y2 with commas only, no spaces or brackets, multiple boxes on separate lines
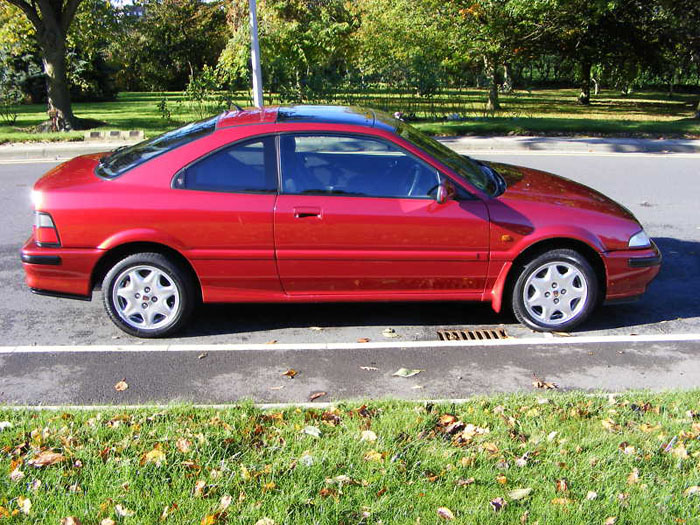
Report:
0,0,699,143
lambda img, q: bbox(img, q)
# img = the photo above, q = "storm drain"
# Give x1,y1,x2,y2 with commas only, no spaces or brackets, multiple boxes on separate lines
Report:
437,328,509,341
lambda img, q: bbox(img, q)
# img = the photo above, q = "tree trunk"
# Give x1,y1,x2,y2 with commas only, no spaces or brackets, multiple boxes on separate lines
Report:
39,32,76,131
578,61,592,105
502,63,513,93
484,56,500,111
592,77,599,96
694,100,700,119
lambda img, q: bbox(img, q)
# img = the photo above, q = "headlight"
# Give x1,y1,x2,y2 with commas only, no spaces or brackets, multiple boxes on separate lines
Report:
628,230,651,249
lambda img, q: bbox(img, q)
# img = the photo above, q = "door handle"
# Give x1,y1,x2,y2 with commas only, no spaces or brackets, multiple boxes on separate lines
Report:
293,207,322,219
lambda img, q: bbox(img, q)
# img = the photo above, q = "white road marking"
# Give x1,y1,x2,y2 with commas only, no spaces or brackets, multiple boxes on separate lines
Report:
1,333,698,354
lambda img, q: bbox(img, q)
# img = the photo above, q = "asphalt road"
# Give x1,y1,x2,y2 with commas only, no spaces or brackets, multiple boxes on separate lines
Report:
1,151,699,404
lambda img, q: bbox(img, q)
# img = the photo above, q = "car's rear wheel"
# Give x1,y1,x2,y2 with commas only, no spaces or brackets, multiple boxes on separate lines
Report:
102,253,195,338
511,248,598,332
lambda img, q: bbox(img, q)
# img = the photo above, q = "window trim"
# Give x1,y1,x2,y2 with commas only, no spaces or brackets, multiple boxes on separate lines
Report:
276,131,473,201
171,134,278,195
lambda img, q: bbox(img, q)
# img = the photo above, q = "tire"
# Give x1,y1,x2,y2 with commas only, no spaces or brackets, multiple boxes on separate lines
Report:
511,248,598,332
102,252,195,338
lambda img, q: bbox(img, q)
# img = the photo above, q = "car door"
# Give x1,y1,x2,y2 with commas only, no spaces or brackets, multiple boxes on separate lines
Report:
168,135,282,301
274,133,490,297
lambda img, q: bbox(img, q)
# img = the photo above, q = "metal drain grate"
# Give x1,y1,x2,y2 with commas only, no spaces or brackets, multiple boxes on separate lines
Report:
437,328,509,341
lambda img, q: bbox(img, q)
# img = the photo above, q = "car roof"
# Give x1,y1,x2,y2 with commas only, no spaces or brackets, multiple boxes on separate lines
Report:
216,105,397,132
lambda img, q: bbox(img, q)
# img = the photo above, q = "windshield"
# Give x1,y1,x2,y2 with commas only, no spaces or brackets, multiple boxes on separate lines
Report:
95,116,218,178
394,121,499,196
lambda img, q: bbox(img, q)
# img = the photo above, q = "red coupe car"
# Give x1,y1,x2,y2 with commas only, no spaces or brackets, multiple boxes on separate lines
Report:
21,105,661,337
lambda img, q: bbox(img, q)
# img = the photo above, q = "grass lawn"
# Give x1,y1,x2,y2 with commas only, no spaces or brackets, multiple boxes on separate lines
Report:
2,391,700,523
0,88,698,144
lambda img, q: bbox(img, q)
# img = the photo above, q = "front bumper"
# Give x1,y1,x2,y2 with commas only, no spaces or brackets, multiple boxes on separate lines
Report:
21,236,103,300
603,240,662,303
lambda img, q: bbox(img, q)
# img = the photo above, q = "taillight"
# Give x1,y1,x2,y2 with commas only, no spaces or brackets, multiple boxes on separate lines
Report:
34,212,61,247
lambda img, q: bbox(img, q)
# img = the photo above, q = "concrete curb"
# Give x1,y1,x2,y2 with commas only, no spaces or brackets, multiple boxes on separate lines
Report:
1,136,699,162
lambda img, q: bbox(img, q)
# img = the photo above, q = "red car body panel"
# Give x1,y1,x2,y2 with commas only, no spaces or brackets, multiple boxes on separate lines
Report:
22,106,661,314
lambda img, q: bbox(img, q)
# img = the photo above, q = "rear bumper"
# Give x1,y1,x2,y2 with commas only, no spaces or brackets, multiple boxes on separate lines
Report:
603,241,661,303
21,236,103,300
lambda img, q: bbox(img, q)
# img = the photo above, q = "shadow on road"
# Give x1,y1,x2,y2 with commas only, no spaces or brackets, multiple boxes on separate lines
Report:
178,236,700,338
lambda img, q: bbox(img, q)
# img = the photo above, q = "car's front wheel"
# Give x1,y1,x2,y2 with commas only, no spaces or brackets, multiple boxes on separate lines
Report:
102,253,195,338
511,248,598,331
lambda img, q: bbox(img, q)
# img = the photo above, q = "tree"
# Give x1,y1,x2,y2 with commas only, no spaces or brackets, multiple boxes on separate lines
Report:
3,0,84,130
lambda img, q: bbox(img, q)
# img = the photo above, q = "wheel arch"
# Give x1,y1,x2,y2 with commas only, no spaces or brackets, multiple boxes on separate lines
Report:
91,241,202,301
493,237,607,313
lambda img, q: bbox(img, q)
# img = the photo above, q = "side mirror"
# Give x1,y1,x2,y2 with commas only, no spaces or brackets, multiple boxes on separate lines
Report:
436,179,455,204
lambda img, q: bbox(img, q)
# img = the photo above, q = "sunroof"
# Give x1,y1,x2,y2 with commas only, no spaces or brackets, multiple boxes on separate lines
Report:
276,105,392,129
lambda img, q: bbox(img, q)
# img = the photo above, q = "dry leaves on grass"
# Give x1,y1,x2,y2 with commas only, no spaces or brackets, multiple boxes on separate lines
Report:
141,444,166,466
176,438,191,453
508,488,532,500
115,504,134,517
437,507,455,520
490,497,506,512
60,518,81,525
360,430,377,442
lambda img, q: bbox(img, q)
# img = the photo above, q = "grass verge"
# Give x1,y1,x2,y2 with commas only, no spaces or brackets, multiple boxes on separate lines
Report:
2,391,700,523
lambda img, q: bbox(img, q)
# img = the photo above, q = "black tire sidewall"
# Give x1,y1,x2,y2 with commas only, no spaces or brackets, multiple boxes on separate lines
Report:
102,253,194,338
512,249,598,332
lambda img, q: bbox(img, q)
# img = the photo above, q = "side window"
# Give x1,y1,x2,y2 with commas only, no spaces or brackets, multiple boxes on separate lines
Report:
280,134,442,199
173,137,276,193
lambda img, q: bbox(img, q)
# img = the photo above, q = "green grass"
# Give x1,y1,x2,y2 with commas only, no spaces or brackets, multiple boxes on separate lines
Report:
2,391,700,523
0,88,699,144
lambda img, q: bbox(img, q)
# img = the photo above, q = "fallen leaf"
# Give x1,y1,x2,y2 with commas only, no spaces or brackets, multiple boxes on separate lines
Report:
496,474,508,485
303,426,321,438
508,488,532,500
363,450,384,462
309,327,323,331
100,519,116,525
601,419,621,433
684,486,700,497
532,376,558,389
604,518,617,525
360,430,377,442
382,328,399,338
556,479,569,492
266,340,277,344
437,507,455,520
114,379,129,392
520,511,529,524
411,385,424,389
627,468,640,485
308,391,327,402
194,479,206,497
160,503,178,521
141,446,167,466
28,450,66,468
254,519,275,525
360,366,379,371
456,477,475,486
176,438,191,453
115,504,135,517
672,443,689,459
392,368,422,378
551,498,572,505
586,490,598,500
9,468,24,482
197,353,208,359
282,369,297,379
61,518,81,525
269,385,284,390
490,497,506,512
217,495,232,512
357,338,371,343
0,421,12,431
17,496,31,515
